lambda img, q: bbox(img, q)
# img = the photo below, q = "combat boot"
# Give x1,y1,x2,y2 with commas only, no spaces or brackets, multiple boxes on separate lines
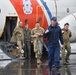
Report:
37,59,42,64
56,68,60,75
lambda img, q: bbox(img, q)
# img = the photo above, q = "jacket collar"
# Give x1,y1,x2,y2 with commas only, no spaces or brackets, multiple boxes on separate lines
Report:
50,23,58,28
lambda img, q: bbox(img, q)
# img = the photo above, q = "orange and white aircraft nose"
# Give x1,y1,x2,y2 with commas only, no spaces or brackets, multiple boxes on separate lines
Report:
10,0,48,29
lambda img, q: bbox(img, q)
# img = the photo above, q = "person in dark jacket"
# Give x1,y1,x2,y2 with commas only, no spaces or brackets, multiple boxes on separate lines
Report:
43,17,64,74
23,23,31,59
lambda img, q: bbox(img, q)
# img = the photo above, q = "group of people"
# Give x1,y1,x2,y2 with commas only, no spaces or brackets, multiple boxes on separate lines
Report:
13,17,72,74
13,21,44,64
43,17,72,74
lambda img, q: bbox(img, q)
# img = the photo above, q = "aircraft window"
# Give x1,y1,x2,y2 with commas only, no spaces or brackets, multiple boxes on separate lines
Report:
0,9,1,13
67,8,69,13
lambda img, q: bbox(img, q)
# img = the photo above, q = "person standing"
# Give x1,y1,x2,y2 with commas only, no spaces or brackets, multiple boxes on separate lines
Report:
23,23,31,59
13,21,24,58
62,23,72,63
43,17,64,74
31,22,44,64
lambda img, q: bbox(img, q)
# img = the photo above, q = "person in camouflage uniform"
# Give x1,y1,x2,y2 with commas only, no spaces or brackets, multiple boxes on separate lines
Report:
61,23,72,63
23,23,31,59
31,22,44,64
13,21,24,58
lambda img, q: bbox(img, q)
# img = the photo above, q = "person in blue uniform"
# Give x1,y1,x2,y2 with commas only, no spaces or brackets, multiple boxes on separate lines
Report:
43,17,64,74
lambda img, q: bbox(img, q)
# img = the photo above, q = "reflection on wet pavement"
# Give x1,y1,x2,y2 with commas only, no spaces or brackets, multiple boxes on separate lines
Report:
0,55,76,75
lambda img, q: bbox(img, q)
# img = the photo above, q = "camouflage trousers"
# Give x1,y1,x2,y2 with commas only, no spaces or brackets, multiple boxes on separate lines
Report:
61,42,71,62
17,40,23,53
34,40,43,59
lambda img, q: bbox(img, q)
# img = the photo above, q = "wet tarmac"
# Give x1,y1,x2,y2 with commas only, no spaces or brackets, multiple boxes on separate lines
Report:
0,54,76,75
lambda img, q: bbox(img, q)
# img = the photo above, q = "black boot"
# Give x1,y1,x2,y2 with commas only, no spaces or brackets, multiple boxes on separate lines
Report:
56,68,60,75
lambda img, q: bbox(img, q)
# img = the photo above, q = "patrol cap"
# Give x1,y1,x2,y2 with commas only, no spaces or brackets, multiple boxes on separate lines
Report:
51,17,57,21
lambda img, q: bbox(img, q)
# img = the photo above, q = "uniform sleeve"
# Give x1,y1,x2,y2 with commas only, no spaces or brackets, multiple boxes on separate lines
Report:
41,28,45,36
29,29,31,38
69,31,72,38
42,28,45,33
29,29,31,35
31,29,34,37
13,27,17,40
59,27,64,45
22,28,24,42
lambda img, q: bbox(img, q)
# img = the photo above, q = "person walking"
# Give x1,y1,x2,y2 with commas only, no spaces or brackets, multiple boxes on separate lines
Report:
31,22,44,64
61,23,72,64
23,23,31,59
13,21,24,58
43,17,64,74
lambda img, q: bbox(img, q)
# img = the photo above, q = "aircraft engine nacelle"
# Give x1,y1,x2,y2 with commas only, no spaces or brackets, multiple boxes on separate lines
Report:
59,13,76,42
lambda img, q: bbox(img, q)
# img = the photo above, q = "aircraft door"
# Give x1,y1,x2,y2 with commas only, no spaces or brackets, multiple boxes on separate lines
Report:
1,17,17,42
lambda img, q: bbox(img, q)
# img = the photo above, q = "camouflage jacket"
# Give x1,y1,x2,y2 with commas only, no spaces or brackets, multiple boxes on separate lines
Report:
13,25,24,42
62,28,72,42
31,27,44,42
